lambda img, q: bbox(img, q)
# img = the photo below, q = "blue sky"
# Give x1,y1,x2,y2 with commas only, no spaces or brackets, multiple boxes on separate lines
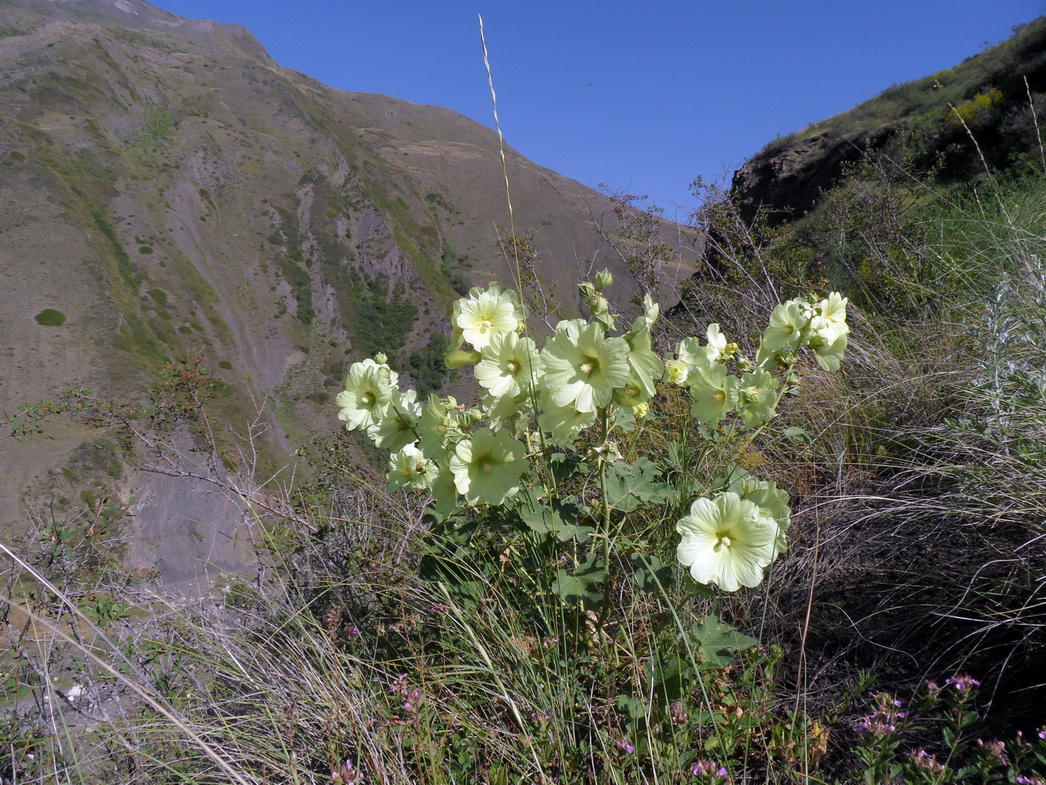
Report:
158,1,1041,221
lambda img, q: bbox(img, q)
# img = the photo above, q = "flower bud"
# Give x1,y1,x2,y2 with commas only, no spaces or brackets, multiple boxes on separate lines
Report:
587,294,609,315
594,269,614,290
665,359,689,385
444,348,481,368
374,352,388,365
578,282,597,300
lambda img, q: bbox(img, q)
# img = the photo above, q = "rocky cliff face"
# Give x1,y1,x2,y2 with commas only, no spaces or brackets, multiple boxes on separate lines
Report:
0,0,699,581
729,128,891,226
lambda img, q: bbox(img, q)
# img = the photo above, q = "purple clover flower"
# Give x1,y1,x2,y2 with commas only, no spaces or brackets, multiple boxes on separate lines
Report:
857,692,904,737
690,758,728,778
670,700,688,726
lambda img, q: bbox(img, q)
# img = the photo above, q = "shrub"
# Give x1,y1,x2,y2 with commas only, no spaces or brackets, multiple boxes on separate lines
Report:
34,308,66,326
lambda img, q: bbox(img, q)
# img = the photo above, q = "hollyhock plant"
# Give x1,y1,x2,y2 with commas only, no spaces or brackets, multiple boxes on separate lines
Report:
817,291,849,332
332,272,850,602
760,299,808,355
737,369,778,428
450,427,528,505
808,328,848,372
727,470,791,552
676,492,780,592
419,394,461,459
537,392,597,444
387,443,438,492
336,357,397,431
369,387,421,452
474,331,541,400
453,283,523,350
687,363,737,427
541,319,630,413
665,357,690,386
428,463,461,517
621,314,666,403
675,336,714,380
703,323,730,363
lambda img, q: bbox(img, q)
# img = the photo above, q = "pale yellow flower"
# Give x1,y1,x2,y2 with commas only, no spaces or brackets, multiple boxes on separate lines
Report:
450,428,528,505
453,284,523,349
335,358,398,431
540,319,630,413
676,492,780,592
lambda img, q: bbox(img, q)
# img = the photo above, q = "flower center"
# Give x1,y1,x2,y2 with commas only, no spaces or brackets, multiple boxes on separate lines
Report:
361,395,371,405
713,391,725,403
579,355,599,375
482,462,494,475
480,318,492,330
506,361,518,373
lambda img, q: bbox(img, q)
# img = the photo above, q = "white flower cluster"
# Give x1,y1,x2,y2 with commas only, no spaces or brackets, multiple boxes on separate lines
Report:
334,276,849,592
668,292,850,430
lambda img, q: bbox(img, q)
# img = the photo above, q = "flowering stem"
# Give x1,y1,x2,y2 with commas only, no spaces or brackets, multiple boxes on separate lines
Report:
597,406,615,635
735,362,798,459
598,406,612,564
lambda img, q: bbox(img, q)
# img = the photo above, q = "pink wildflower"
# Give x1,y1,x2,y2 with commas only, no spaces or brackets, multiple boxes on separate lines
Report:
615,737,635,755
977,739,1007,767
946,674,980,692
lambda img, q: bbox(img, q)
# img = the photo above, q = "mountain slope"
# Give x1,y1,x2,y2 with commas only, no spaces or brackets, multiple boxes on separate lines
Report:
731,16,1046,223
0,0,699,575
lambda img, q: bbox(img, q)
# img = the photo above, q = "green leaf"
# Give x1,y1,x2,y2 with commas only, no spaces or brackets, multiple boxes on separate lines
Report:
552,552,608,606
782,425,813,444
629,553,674,595
610,405,637,432
605,457,672,512
519,496,592,542
687,614,758,668
648,654,686,702
616,693,646,720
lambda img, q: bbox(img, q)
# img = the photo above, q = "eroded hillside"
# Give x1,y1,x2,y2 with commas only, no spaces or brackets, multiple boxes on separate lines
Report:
0,0,700,580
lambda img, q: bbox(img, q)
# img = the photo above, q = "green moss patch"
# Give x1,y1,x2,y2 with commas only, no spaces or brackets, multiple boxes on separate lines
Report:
147,288,169,307
34,308,66,326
